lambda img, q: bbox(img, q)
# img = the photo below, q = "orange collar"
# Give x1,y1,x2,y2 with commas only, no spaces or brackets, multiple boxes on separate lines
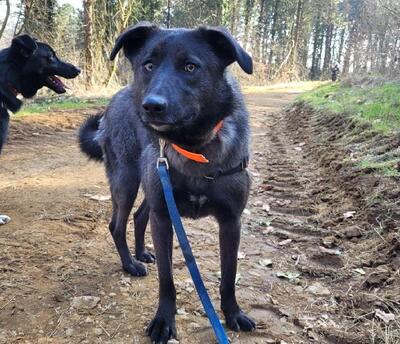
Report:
171,120,223,163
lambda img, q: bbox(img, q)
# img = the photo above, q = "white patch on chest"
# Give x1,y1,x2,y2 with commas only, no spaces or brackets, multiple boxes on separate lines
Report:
189,194,208,208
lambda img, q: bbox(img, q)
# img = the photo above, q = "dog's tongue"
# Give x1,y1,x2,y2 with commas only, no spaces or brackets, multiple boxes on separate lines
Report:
46,75,66,93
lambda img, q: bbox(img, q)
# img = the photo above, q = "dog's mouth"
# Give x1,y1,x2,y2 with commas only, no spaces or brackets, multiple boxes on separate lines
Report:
45,75,67,94
145,114,195,133
148,121,174,132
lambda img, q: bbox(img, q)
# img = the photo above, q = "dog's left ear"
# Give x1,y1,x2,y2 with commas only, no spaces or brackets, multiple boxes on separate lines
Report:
198,26,253,74
11,35,38,58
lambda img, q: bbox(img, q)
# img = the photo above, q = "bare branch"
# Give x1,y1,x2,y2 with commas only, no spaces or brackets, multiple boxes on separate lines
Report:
0,0,11,39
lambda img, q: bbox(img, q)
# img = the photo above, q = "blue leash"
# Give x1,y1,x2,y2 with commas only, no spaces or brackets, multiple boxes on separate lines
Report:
157,157,230,344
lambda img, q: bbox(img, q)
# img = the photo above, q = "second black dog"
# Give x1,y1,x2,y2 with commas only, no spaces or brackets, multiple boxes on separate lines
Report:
0,34,80,226
0,34,80,153
79,22,255,343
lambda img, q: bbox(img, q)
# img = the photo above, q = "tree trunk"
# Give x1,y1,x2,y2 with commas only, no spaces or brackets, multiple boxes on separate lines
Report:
278,0,303,80
256,0,266,62
243,0,254,51
166,0,171,28
0,0,11,40
310,16,324,80
337,28,346,65
290,0,303,68
268,0,280,70
343,24,356,75
228,0,239,36
84,0,94,88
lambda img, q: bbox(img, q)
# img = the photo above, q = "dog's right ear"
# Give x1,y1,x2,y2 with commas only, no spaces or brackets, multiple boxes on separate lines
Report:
110,22,158,61
10,35,38,58
197,26,253,74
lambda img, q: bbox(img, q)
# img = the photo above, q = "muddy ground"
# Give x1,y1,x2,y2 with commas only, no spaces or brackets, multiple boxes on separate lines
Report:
0,88,399,344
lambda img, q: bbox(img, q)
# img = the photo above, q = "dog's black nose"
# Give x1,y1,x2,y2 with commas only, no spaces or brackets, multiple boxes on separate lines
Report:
142,95,167,116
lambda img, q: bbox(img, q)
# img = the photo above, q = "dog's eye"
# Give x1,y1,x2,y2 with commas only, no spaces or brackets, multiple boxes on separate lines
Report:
184,63,196,73
47,55,55,63
144,62,153,72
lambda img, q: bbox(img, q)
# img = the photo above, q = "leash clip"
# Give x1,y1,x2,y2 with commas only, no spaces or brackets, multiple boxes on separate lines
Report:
157,139,169,169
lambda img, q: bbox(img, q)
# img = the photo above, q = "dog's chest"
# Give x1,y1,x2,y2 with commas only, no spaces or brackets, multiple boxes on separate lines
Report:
179,192,211,219
173,181,213,219
189,194,208,210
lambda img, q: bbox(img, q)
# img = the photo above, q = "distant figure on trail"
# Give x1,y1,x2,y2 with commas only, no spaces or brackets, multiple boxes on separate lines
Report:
331,64,340,82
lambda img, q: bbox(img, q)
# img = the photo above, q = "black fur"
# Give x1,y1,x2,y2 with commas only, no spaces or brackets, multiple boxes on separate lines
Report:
79,22,255,343
78,114,104,161
0,34,81,153
0,107,9,154
0,35,80,226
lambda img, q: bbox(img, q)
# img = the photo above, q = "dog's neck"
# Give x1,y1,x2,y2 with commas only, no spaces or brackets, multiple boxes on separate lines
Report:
0,83,23,113
169,120,224,164
7,84,19,96
159,114,249,179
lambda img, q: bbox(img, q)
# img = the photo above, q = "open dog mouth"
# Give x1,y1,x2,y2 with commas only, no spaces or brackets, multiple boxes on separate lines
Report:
45,75,67,94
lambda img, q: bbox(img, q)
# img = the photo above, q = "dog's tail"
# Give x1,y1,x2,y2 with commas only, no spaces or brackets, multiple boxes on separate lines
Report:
0,107,10,154
78,113,104,161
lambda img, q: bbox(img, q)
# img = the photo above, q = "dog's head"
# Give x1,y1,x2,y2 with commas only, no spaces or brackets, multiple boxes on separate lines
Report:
8,35,81,98
110,22,252,147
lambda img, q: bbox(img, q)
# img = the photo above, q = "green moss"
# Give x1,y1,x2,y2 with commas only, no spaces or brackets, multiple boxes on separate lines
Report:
298,82,400,134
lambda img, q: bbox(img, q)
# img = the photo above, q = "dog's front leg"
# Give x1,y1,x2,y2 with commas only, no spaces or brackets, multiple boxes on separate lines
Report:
0,105,10,153
133,199,155,263
147,210,177,343
218,216,256,332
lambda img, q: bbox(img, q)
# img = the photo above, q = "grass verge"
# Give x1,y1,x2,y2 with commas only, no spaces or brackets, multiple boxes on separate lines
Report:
18,96,109,116
298,82,400,134
298,81,400,177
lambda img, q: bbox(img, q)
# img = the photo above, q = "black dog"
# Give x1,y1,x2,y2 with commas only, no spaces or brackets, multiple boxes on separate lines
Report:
79,22,255,343
0,34,80,225
0,34,80,153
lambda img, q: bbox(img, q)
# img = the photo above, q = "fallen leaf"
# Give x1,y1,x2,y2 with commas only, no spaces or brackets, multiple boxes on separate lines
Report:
354,268,366,275
319,246,341,256
278,239,292,246
343,211,356,218
84,194,111,202
375,309,395,324
238,251,246,259
262,203,271,212
307,283,331,296
235,273,242,285
259,258,273,267
177,308,188,315
276,271,300,281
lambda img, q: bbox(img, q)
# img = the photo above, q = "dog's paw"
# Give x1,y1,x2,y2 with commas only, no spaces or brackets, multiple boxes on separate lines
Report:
0,215,11,225
225,309,256,332
123,260,147,277
146,313,176,344
136,249,155,263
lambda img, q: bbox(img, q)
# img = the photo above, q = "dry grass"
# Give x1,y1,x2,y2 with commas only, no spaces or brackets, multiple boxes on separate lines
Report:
243,81,325,94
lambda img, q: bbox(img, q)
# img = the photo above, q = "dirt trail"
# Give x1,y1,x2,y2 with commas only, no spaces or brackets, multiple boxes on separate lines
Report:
0,90,392,344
